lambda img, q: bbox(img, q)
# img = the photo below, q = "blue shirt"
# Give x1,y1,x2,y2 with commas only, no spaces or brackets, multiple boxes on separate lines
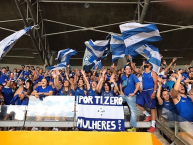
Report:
75,88,86,96
175,96,193,122
59,87,75,96
1,86,14,105
87,88,98,96
101,90,114,97
0,73,8,84
161,100,178,114
34,74,44,84
35,85,53,98
142,71,154,90
121,74,140,96
23,71,31,77
52,87,58,95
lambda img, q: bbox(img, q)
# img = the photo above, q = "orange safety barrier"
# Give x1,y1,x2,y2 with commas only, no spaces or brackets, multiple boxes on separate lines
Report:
0,131,162,145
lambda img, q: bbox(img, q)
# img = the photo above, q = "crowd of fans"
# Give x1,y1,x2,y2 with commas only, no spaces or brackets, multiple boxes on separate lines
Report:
0,56,193,132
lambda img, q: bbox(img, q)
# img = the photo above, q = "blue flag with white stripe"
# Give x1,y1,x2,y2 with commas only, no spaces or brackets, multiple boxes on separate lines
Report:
83,40,109,72
0,26,34,59
46,62,67,70
110,35,126,63
47,49,77,70
119,23,162,56
55,48,77,64
77,96,125,131
130,44,161,73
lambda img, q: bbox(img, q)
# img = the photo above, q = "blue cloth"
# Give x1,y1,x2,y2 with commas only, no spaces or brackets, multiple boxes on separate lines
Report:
121,95,137,127
75,88,86,96
52,88,58,95
1,87,13,105
17,70,24,78
121,74,140,96
136,90,156,109
101,90,114,97
110,35,126,62
166,81,175,91
87,88,98,96
162,101,178,114
142,71,154,90
0,26,33,59
22,97,28,105
83,40,108,72
130,44,161,74
160,101,178,121
56,49,77,64
120,23,162,57
34,74,44,84
59,87,75,96
106,74,111,81
175,96,193,122
35,85,53,98
0,73,8,84
23,71,31,77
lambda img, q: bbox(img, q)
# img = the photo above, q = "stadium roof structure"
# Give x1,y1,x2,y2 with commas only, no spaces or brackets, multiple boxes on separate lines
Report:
0,0,193,66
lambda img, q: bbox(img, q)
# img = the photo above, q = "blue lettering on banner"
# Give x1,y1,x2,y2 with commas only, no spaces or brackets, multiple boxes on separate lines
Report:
77,96,123,106
76,96,125,131
77,117,125,131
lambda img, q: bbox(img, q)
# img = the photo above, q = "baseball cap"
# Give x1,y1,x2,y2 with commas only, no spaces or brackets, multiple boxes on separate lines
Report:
145,61,153,69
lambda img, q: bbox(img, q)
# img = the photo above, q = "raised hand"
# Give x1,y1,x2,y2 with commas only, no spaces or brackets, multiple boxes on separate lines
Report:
173,57,177,62
110,74,115,83
52,72,57,79
81,69,85,75
128,55,132,60
158,81,162,86
102,69,107,75
178,70,182,78
163,60,167,65
111,63,115,69
56,69,60,76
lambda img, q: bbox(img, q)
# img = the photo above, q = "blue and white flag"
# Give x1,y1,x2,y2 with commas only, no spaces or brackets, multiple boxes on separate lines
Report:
130,44,161,73
0,26,34,59
83,40,109,72
110,35,126,63
55,48,77,64
119,23,162,56
46,61,67,70
77,96,125,131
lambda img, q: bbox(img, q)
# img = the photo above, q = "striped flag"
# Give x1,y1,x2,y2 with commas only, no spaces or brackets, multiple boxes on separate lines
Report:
46,62,67,70
110,35,126,63
0,26,34,59
55,48,77,64
130,44,161,73
119,23,162,56
47,49,77,70
83,39,109,72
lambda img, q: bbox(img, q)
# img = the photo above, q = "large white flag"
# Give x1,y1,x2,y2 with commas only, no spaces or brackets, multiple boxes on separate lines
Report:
0,26,34,59
76,96,125,131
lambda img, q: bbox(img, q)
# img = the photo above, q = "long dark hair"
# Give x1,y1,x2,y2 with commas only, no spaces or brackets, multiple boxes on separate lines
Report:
161,89,174,104
103,81,111,91
26,80,34,95
63,80,71,95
